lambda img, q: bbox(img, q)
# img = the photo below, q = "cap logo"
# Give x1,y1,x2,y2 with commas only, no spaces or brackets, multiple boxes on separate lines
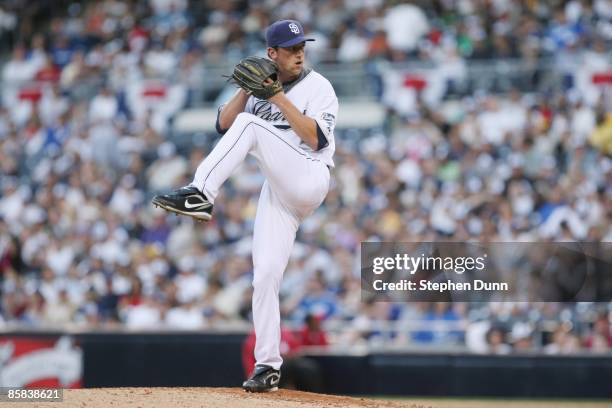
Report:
289,23,300,34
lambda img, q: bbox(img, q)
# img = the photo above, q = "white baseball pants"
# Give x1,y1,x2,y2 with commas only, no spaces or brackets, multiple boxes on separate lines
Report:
191,112,330,370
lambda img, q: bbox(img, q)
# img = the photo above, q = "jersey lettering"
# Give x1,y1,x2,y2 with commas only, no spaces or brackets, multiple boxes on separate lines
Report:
253,100,286,122
242,70,337,167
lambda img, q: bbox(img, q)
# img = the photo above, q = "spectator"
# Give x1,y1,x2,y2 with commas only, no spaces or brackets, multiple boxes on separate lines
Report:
299,313,329,347
0,0,609,357
241,327,301,378
590,111,612,155
174,257,206,304
486,327,512,355
584,313,612,351
165,299,205,329
411,303,463,345
44,289,76,326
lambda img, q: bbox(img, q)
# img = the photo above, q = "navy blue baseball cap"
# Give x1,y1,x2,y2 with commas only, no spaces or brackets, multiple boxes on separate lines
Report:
266,20,315,48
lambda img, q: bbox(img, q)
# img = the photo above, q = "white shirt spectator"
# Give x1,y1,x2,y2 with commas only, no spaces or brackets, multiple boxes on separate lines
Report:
89,89,118,123
39,87,69,126
147,142,189,191
0,185,24,225
0,7,17,34
539,205,589,239
149,0,187,15
477,101,519,145
63,184,87,211
91,239,127,266
126,82,186,134
109,51,140,91
39,279,61,304
112,274,133,296
575,45,610,106
166,222,198,260
175,270,206,304
2,49,38,106
89,122,120,167
21,229,49,265
396,159,422,188
60,52,85,88
65,278,89,306
430,195,458,234
337,31,370,62
46,244,75,276
137,258,169,296
165,304,205,329
571,103,596,145
145,48,178,77
499,99,527,135
125,300,162,329
87,270,108,296
213,276,251,318
384,4,429,52
43,298,75,326
109,175,144,216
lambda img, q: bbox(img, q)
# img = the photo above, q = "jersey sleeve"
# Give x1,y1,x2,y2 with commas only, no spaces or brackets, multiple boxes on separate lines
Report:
307,79,338,150
244,95,255,114
216,93,255,134
215,104,227,134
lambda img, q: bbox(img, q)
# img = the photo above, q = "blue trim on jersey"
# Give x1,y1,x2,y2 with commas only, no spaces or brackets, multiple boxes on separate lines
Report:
215,106,227,135
273,124,291,130
316,123,329,151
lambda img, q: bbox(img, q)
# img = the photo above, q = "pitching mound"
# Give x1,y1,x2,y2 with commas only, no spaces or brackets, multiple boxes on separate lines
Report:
18,387,422,408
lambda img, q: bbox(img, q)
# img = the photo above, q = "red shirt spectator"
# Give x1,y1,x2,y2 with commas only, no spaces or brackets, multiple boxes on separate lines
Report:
299,313,329,347
583,314,612,349
36,57,61,83
241,327,301,377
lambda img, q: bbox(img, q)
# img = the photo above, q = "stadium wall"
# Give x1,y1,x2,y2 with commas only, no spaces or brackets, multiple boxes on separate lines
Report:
1,332,611,398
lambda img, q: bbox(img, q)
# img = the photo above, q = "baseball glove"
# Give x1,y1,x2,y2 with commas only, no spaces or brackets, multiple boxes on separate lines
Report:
230,56,283,100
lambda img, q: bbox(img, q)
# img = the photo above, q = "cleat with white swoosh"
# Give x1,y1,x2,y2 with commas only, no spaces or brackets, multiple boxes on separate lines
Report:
151,186,213,221
242,365,281,393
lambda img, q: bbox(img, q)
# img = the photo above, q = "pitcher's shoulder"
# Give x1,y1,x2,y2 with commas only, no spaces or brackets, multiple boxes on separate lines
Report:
307,70,336,93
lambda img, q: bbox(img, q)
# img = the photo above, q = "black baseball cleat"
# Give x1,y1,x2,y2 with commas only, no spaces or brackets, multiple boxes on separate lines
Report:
151,186,213,222
242,365,281,393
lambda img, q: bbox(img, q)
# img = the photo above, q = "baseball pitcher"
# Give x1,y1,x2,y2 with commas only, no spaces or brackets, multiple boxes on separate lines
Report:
152,20,337,392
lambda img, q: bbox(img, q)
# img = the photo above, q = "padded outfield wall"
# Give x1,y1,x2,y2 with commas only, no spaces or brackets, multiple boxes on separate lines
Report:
0,331,610,398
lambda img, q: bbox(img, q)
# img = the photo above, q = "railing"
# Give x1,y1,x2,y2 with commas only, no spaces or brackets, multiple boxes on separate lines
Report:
2,318,609,355
1,55,608,109
195,56,590,104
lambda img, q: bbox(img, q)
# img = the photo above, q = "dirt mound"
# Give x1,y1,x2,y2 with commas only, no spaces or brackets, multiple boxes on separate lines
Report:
14,387,428,408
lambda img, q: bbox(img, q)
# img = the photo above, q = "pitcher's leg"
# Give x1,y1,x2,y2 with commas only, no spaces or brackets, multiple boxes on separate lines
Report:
152,113,264,220
153,112,328,221
191,112,260,202
193,113,323,208
251,181,299,370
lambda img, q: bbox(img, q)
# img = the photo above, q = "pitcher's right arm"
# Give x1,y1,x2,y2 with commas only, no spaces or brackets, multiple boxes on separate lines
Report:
216,89,251,134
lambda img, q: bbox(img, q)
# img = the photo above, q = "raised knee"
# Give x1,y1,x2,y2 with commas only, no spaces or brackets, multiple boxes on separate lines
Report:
233,112,261,134
235,112,255,124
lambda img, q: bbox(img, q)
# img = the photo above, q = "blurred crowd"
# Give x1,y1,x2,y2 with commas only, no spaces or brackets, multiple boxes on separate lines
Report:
1,0,612,66
0,0,611,355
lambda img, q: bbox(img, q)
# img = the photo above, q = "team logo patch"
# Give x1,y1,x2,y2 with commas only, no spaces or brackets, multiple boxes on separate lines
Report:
289,23,300,34
320,112,336,133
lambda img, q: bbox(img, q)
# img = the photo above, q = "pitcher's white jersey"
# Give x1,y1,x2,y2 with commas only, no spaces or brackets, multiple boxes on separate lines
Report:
244,68,337,168
192,66,336,372
163,19,338,381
